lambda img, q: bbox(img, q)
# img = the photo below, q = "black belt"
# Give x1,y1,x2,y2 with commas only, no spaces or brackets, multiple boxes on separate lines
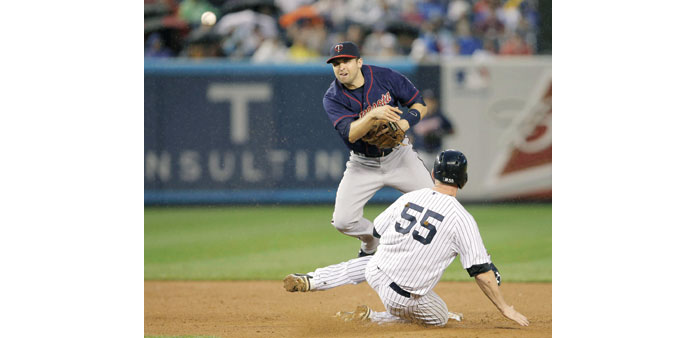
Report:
353,148,393,158
389,282,411,298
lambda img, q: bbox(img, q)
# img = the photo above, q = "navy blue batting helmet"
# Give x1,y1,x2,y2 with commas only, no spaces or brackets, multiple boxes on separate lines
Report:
433,150,468,189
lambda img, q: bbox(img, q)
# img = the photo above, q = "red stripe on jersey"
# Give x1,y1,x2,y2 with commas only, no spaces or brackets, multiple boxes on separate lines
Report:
333,113,359,126
366,65,374,106
341,90,362,111
405,90,420,106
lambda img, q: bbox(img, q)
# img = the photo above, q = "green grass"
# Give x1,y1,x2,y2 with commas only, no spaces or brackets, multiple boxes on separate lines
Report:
144,204,551,282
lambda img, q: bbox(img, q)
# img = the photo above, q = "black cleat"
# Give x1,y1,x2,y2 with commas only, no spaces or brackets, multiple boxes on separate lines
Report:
358,249,375,257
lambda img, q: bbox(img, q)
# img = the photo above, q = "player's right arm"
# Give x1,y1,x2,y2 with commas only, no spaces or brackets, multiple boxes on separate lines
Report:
451,210,528,326
324,84,403,143
474,270,529,326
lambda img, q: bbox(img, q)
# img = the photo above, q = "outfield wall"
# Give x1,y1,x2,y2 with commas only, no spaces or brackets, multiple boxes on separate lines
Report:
144,57,550,204
441,57,552,200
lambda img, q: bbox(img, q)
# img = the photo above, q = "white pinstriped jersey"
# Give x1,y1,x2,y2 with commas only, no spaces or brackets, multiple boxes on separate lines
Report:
370,188,491,295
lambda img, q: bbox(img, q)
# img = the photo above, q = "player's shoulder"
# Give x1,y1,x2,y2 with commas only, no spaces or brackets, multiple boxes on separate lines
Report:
390,189,423,209
455,201,473,217
401,187,432,199
398,188,441,206
421,190,467,217
450,202,477,228
324,80,340,99
367,64,397,77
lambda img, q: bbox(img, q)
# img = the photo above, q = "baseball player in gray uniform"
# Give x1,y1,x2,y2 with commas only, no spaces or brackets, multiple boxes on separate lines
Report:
323,42,434,257
284,150,529,327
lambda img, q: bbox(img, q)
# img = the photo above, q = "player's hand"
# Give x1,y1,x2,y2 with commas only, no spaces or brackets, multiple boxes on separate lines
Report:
395,119,410,132
500,305,529,326
373,119,409,137
369,105,402,122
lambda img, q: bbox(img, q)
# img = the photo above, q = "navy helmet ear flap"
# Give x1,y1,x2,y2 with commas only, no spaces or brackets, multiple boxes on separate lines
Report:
458,172,468,189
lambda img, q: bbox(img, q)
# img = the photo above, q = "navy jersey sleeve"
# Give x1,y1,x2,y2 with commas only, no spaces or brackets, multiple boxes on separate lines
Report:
387,69,424,108
323,95,357,143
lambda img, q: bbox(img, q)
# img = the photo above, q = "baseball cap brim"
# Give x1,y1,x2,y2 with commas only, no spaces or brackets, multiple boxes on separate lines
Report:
326,55,358,64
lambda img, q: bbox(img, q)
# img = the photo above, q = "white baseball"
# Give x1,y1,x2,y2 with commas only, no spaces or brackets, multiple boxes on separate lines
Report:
201,11,216,26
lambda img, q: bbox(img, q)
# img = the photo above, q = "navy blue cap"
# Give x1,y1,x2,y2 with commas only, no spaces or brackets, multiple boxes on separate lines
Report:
326,41,361,64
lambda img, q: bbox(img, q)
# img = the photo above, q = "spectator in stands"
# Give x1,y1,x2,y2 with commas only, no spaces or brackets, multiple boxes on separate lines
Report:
180,27,223,58
446,0,470,24
252,36,289,63
275,0,315,15
497,0,522,33
215,9,280,59
455,18,483,55
223,24,264,59
476,7,505,41
515,15,537,53
416,0,447,22
304,21,328,57
409,20,438,61
362,23,398,59
314,0,349,29
144,0,543,59
499,32,532,55
323,21,364,57
379,0,404,23
400,0,425,25
145,32,174,58
344,0,385,27
287,23,320,61
344,23,365,50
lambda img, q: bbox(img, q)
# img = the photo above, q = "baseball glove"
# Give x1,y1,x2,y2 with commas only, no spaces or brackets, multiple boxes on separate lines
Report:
361,120,406,149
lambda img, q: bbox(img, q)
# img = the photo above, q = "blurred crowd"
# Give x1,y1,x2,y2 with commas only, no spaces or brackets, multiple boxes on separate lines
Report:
144,0,544,62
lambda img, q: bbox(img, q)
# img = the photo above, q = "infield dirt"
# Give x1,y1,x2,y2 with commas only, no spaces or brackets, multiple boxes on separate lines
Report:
145,281,551,337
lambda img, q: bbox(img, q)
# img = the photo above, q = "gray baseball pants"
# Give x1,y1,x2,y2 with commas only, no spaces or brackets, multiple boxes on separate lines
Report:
331,143,433,253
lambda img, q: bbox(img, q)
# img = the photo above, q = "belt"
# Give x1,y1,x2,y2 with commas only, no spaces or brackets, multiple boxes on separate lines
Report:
389,282,411,298
353,148,393,158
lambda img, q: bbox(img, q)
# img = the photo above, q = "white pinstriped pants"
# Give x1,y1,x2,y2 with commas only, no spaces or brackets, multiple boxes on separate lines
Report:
309,256,449,326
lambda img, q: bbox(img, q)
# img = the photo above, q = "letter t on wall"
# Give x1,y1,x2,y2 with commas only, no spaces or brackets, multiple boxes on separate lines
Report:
207,83,272,144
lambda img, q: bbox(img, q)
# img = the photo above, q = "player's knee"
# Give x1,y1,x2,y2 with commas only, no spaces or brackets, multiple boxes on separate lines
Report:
425,314,448,327
331,217,357,233
428,305,449,327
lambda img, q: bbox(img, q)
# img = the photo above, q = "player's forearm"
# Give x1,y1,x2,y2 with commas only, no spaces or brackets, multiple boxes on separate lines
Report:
475,271,511,313
348,115,375,143
397,103,427,132
410,103,427,119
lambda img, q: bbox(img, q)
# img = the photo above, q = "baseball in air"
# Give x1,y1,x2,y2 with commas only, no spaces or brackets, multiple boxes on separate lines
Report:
201,11,216,26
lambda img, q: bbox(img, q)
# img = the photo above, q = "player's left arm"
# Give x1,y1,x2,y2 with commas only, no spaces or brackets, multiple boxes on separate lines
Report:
396,102,427,132
387,69,427,132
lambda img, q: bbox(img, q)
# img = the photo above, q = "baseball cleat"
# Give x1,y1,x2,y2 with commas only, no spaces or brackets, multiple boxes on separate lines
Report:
335,305,372,322
448,311,464,322
283,273,312,292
